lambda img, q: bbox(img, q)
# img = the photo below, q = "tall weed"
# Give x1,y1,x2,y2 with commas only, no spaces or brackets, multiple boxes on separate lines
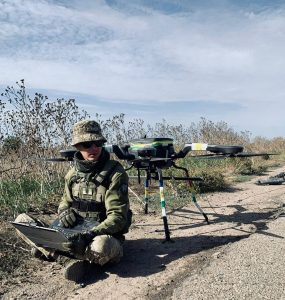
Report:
0,174,64,219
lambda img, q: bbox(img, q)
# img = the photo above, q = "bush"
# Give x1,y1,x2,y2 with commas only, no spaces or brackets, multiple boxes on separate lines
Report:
1,136,22,154
0,80,89,155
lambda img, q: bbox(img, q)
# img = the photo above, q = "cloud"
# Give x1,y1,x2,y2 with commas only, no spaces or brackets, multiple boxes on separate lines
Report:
1,0,285,136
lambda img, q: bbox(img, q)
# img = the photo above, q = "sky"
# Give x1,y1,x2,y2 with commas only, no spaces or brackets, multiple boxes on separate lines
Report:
1,0,285,138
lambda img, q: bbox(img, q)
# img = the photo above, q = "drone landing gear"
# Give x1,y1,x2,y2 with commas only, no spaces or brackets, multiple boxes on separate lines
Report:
143,168,173,242
191,192,209,224
172,163,209,224
142,165,209,242
157,168,173,243
144,173,150,214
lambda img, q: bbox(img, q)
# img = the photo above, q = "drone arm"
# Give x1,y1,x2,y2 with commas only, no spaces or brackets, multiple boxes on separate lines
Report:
59,145,136,161
175,143,209,158
105,144,135,160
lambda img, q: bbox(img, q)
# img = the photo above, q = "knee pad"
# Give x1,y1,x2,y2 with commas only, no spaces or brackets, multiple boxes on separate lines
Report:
14,213,34,223
87,235,123,265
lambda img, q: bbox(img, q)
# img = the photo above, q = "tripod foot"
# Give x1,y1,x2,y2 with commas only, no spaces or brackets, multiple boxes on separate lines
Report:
203,213,210,224
162,238,175,244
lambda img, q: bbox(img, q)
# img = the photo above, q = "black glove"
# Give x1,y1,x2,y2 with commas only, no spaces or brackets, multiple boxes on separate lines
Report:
59,208,77,228
62,231,96,255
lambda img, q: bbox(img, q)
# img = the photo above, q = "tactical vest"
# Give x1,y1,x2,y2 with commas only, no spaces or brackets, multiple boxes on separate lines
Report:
69,160,119,221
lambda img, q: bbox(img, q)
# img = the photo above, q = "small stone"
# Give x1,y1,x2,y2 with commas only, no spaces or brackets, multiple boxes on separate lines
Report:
212,252,221,259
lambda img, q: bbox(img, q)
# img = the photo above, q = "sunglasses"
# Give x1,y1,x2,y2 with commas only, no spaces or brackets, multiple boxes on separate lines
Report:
77,141,104,149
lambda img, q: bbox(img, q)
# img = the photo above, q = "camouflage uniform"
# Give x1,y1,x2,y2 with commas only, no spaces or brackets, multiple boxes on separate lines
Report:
15,120,131,273
59,150,130,264
58,120,131,265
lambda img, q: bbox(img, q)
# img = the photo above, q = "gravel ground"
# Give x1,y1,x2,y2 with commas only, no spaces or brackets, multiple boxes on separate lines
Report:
172,207,285,300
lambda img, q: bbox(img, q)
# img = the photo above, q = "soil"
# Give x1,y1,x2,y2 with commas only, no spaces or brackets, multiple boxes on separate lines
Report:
1,166,285,300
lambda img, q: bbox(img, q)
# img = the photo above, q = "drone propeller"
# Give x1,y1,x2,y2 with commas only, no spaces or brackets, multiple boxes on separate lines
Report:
25,149,76,162
176,143,277,160
24,144,134,163
189,152,277,160
233,152,277,158
24,156,72,162
175,143,243,158
41,157,73,162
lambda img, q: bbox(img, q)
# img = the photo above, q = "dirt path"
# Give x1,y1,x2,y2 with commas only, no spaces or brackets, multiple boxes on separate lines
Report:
2,166,285,300
172,209,285,300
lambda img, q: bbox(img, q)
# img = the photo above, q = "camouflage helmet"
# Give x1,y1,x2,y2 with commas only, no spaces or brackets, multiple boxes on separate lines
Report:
71,120,107,146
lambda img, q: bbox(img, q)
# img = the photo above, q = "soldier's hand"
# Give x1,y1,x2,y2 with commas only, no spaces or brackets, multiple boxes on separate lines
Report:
62,240,86,255
59,208,77,228
70,231,96,244
63,231,96,255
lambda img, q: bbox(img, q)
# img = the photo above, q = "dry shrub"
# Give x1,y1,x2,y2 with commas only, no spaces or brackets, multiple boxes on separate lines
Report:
0,80,89,217
0,80,89,156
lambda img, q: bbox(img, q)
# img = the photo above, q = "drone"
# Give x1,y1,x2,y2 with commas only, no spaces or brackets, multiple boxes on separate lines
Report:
256,172,285,185
46,137,275,242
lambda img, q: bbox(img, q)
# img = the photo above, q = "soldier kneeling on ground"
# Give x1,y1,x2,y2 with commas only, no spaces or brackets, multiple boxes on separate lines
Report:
15,119,132,283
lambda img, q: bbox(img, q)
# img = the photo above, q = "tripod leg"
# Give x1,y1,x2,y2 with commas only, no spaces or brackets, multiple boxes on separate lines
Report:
173,163,209,224
144,172,150,214
157,168,172,242
191,192,209,224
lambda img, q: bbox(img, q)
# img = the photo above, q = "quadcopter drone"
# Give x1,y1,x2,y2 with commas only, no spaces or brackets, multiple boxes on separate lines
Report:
48,137,274,242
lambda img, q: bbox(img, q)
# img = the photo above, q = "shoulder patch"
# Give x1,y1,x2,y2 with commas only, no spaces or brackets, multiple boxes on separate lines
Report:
119,183,128,194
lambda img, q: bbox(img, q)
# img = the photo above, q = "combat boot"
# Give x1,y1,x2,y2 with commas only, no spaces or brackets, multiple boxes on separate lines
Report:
31,247,44,259
64,259,90,283
31,247,55,261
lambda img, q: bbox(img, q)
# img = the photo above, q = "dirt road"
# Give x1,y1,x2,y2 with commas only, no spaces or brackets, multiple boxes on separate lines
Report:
1,166,285,300
172,213,285,300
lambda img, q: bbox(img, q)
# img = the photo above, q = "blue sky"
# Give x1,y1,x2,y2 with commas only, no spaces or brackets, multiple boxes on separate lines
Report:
1,0,285,138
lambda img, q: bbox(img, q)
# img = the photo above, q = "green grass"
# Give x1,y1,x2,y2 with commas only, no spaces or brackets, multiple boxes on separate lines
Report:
0,175,64,218
232,175,253,183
